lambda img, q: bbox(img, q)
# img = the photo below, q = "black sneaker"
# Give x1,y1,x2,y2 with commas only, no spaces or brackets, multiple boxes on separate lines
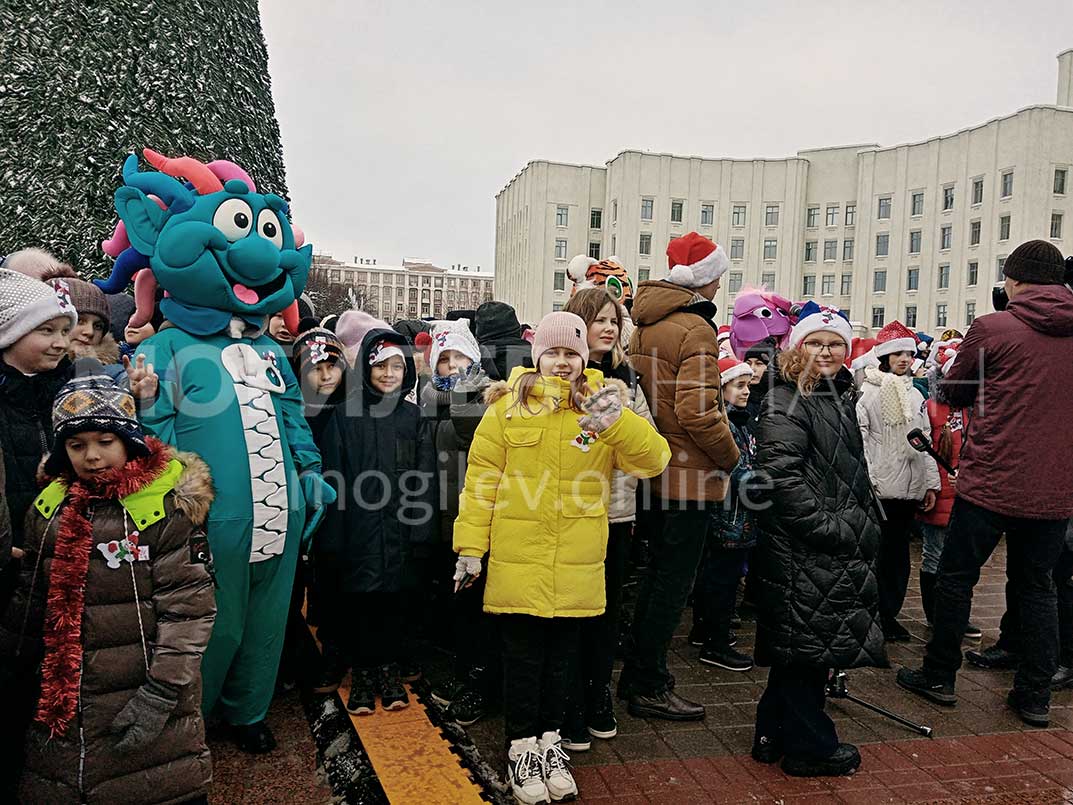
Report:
446,683,486,726
586,683,618,739
429,673,461,708
963,622,983,640
1052,665,1073,691
560,710,591,752
311,652,348,694
966,644,1020,670
883,620,912,642
752,734,782,764
688,621,706,647
627,689,705,721
230,720,277,754
699,645,754,672
377,664,410,711
896,667,957,705
1007,690,1050,727
399,660,422,683
346,669,377,715
782,743,861,778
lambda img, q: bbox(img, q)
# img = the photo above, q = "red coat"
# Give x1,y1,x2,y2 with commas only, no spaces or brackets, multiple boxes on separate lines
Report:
941,284,1073,520
917,399,968,527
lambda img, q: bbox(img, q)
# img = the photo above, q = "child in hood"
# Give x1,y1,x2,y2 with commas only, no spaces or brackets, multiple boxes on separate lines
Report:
453,312,670,804
0,371,216,805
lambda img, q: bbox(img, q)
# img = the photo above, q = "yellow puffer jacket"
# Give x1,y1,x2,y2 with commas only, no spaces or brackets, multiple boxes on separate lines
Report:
454,367,671,618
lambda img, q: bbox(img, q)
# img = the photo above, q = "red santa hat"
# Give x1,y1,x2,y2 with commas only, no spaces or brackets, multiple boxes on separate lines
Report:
874,320,918,358
935,343,960,376
666,232,730,288
718,357,754,386
717,325,732,343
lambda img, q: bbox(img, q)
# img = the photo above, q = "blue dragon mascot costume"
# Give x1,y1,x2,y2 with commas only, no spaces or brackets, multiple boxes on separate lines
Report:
95,148,334,751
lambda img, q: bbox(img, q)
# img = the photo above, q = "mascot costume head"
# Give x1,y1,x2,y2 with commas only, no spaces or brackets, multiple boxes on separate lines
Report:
567,254,635,308
729,287,801,358
95,149,312,335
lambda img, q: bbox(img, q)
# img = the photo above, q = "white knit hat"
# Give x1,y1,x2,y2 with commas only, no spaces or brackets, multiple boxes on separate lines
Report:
429,320,481,374
0,269,79,349
788,301,852,350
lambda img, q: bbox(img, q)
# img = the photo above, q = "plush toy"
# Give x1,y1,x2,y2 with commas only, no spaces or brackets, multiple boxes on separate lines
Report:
729,288,801,358
94,148,334,750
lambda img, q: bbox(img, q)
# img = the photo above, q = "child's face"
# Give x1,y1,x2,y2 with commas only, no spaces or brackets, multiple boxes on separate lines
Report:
65,431,129,480
3,316,71,374
723,376,752,409
887,351,914,377
746,358,768,385
71,313,107,348
370,355,406,394
586,302,620,357
538,348,584,382
124,321,155,346
269,312,294,344
312,361,343,395
436,349,473,377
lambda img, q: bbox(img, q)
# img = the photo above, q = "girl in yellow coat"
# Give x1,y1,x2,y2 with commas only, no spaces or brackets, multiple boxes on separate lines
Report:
453,312,670,805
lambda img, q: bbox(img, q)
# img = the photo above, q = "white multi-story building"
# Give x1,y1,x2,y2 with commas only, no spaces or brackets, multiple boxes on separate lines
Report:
496,50,1073,334
309,255,495,322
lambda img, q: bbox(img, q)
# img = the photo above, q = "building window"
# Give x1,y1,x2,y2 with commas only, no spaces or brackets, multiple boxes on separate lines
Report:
875,233,889,257
1056,169,1068,195
843,239,854,261
802,275,816,296
907,267,919,291
1001,171,1014,198
765,205,780,226
590,208,602,229
639,233,652,255
826,205,839,227
969,220,981,246
872,306,886,329
909,230,922,254
966,301,976,325
874,269,887,293
761,271,776,288
700,203,714,226
638,268,650,282
824,240,838,261
641,198,654,220
554,239,567,259
730,238,744,259
841,274,853,295
589,241,601,260
804,241,817,262
877,196,891,220
732,205,747,226
763,239,778,260
845,203,857,226
943,186,955,211
972,178,984,205
611,234,616,254
936,303,948,328
552,302,563,312
938,263,950,289
556,205,568,227
821,274,835,296
1052,212,1064,239
612,200,618,222
905,305,917,328
806,207,819,228
968,260,979,286
940,225,952,250
911,192,924,216
670,200,684,223
999,215,1011,241
997,256,1007,280
728,271,743,293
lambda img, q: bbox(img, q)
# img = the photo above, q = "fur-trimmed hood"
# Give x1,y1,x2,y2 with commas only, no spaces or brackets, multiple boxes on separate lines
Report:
482,370,628,408
69,333,120,365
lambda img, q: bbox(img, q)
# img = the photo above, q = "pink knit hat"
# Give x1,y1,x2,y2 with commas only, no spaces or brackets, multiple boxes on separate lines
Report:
531,312,589,366
336,309,391,364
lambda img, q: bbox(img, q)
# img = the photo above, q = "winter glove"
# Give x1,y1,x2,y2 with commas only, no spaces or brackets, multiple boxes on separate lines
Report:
453,554,482,591
110,677,180,752
577,385,623,433
452,364,490,395
300,472,338,553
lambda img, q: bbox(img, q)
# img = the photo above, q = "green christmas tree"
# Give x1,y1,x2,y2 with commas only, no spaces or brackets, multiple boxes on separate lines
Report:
0,0,290,277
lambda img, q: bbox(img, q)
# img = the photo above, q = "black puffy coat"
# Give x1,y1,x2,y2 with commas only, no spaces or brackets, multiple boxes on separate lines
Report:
751,368,886,670
317,329,437,593
474,301,531,381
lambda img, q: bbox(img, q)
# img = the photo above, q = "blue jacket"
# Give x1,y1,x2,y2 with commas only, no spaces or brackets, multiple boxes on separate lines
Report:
709,408,756,549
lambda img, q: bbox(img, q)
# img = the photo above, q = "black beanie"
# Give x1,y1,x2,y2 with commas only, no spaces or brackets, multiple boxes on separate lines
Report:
1003,240,1066,285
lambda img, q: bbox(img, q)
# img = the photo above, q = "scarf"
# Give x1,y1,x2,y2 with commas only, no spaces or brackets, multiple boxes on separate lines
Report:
864,365,914,427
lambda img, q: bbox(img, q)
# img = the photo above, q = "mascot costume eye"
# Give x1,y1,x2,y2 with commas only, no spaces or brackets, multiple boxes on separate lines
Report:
95,149,335,736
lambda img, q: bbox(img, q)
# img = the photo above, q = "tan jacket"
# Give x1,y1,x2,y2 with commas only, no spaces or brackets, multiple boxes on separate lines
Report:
628,281,740,502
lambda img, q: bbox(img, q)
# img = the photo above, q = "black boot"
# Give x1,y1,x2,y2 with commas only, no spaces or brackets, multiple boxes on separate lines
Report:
230,721,277,754
919,571,937,625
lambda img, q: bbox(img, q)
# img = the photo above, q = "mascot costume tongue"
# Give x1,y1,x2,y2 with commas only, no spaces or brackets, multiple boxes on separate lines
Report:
95,149,334,746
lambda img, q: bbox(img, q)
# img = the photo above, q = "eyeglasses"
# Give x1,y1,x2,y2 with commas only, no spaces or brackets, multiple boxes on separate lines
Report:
802,341,847,355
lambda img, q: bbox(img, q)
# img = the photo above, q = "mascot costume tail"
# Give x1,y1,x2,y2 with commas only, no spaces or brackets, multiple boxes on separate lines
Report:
95,149,335,750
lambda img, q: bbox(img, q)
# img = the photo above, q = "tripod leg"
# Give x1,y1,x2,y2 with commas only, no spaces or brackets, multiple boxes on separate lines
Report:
841,693,933,738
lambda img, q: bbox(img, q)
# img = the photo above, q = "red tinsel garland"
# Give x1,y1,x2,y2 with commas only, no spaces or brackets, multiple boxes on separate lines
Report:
35,437,171,737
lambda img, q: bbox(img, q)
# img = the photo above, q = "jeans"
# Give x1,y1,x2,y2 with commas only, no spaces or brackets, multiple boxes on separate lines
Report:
924,498,1069,700
919,522,947,576
500,615,582,742
696,542,748,649
877,498,920,626
754,664,838,761
623,503,711,695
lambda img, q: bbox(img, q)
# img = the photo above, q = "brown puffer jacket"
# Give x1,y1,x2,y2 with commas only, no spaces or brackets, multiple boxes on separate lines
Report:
628,280,740,502
0,438,216,805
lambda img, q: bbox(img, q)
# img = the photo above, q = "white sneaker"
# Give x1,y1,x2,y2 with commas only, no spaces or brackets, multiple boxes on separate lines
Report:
538,731,578,802
508,736,550,804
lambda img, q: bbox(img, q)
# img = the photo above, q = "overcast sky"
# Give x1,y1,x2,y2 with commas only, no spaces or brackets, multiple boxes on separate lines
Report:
260,0,1073,271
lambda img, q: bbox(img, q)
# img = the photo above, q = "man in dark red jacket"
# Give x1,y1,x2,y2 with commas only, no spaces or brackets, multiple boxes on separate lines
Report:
898,240,1073,727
